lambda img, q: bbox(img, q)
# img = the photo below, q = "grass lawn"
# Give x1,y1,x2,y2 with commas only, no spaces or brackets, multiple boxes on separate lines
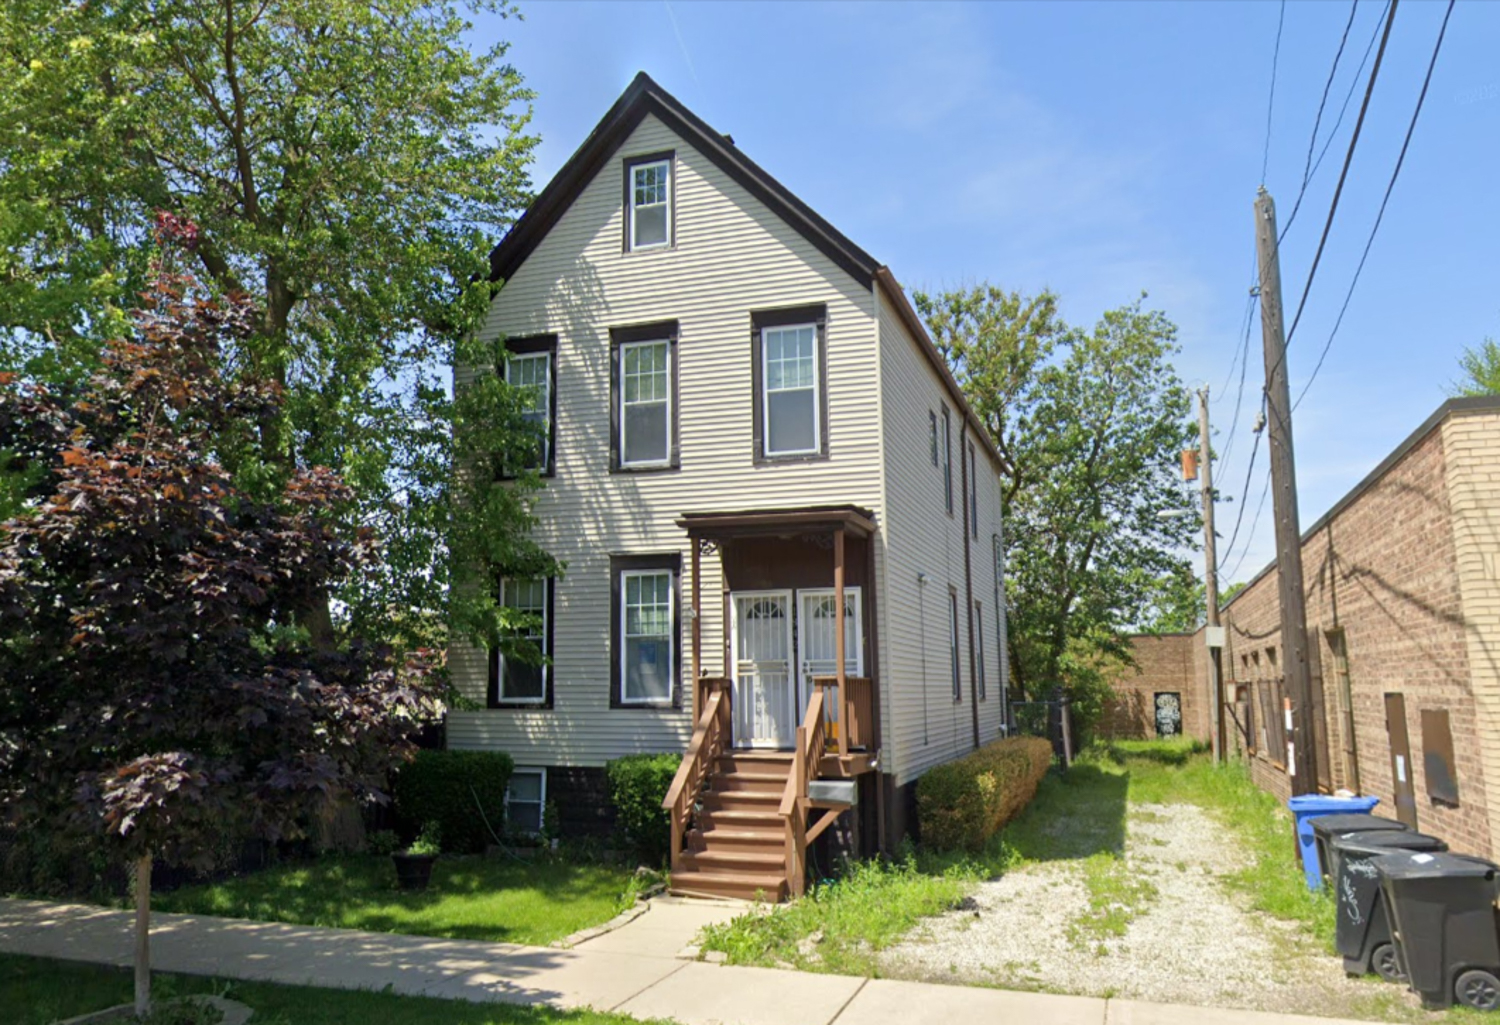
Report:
1,953,666,1025
699,738,1333,975
153,854,641,946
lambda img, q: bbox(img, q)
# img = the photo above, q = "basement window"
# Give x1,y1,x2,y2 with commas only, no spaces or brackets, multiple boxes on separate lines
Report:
506,768,546,835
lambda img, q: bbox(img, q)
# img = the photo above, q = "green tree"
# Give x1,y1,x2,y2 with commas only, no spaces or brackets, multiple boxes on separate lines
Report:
917,286,1198,708
0,0,553,651
1452,338,1500,397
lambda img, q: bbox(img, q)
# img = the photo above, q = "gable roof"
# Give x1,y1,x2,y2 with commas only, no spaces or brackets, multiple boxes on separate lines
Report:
485,72,1007,474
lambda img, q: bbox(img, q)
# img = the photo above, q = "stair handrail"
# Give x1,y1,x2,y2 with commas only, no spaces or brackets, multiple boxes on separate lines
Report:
662,682,730,874
779,687,825,897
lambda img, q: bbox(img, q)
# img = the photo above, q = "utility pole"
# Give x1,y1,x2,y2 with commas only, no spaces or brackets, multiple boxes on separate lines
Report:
1254,187,1318,796
1197,387,1225,766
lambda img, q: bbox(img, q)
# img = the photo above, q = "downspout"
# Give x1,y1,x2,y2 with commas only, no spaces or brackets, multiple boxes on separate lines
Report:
960,421,980,750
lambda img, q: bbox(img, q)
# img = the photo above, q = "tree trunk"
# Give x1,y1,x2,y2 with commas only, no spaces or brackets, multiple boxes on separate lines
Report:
134,853,151,1017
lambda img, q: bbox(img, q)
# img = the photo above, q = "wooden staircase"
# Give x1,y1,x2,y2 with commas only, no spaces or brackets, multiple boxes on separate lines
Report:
671,752,794,901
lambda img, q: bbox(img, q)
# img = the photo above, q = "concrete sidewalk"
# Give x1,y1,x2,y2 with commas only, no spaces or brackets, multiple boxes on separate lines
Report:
0,897,1382,1025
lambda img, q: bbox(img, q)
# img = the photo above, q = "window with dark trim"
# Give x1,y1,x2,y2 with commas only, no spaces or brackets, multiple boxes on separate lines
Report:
501,335,558,476
489,577,554,709
975,599,986,701
948,587,961,702
751,304,829,463
941,406,953,514
624,151,674,251
968,440,979,537
610,553,683,709
929,411,939,466
610,321,679,471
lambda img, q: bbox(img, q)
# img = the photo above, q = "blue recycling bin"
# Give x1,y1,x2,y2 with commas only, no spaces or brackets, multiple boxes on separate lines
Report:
1289,793,1381,890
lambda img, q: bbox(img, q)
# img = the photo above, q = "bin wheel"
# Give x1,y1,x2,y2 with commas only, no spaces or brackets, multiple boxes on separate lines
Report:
1372,944,1406,983
1456,969,1500,1012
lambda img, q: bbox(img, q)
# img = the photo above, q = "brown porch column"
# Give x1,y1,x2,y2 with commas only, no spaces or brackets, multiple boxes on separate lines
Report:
834,527,848,757
691,537,702,721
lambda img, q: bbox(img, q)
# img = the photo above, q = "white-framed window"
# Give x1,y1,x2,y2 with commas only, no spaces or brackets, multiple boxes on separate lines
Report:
620,339,671,466
620,568,674,705
949,589,961,702
497,578,549,704
762,324,820,456
505,350,553,470
506,768,546,835
629,158,671,250
941,407,953,513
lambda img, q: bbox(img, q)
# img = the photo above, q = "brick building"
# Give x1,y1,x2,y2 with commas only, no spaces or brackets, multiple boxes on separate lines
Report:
1101,633,1211,743
1211,397,1500,858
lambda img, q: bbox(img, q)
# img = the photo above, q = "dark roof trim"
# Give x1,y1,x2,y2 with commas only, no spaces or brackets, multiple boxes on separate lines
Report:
875,268,1007,474
677,504,878,540
1222,395,1500,610
488,72,880,288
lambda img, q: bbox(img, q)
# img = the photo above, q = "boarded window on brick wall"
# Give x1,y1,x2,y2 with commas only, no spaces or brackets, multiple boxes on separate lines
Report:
1256,681,1275,760
1421,708,1460,806
1235,682,1256,754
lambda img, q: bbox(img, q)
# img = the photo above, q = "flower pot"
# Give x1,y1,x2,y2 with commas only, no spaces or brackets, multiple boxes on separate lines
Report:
392,852,437,891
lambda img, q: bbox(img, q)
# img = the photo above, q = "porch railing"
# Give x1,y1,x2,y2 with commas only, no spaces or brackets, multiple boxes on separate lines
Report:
662,677,732,874
779,687,825,898
811,675,875,755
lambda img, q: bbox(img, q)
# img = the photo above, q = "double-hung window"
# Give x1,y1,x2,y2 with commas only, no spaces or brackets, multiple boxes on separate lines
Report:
948,588,962,702
752,305,827,461
940,406,953,513
968,440,979,537
611,554,680,708
611,322,678,470
502,335,557,475
506,768,546,835
929,411,939,466
626,154,672,251
493,577,552,707
974,600,986,701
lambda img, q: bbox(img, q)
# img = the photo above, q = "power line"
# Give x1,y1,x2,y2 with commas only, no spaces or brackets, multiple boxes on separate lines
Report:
1294,0,1456,411
1279,0,1361,241
1307,1,1391,190
1261,0,1288,185
1282,0,1399,350
1216,408,1266,574
1221,466,1274,582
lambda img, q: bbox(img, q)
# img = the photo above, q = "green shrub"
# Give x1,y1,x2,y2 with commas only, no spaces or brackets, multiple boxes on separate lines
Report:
916,736,1054,853
605,753,682,866
393,750,514,853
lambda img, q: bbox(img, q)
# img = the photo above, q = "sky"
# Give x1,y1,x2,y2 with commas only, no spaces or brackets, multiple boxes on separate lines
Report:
473,0,1499,587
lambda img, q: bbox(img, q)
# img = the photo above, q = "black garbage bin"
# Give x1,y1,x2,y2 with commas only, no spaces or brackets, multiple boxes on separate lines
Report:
1312,813,1410,885
1376,850,1500,1011
1332,829,1447,980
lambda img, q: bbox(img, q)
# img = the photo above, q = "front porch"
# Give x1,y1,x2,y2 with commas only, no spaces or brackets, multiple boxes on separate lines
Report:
661,506,884,901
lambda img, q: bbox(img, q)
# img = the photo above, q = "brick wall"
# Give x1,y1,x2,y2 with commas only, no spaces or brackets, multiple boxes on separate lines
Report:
1103,634,1209,742
1218,406,1498,857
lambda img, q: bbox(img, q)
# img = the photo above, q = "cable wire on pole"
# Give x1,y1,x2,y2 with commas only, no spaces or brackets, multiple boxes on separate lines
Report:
1293,0,1456,411
1282,0,1399,350
1221,467,1274,582
1261,0,1288,185
1216,406,1267,574
1279,0,1361,240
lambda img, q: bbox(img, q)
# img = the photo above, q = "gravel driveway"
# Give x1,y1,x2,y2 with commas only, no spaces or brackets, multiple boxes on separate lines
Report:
879,800,1427,1020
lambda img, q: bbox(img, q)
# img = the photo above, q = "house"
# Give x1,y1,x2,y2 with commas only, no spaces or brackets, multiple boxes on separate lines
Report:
447,73,1009,899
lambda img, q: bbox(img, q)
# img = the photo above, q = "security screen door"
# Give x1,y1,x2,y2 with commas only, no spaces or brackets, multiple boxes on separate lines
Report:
796,589,863,732
732,592,795,748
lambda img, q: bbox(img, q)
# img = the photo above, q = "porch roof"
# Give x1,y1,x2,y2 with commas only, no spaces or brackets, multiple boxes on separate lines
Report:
675,504,877,541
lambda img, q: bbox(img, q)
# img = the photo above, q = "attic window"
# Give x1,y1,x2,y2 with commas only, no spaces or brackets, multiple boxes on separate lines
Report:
627,154,672,250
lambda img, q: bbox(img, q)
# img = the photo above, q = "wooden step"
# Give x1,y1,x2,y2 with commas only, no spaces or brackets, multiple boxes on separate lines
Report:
713,771,790,794
670,867,787,903
690,827,784,854
699,808,783,832
715,753,793,774
681,848,787,872
702,790,782,812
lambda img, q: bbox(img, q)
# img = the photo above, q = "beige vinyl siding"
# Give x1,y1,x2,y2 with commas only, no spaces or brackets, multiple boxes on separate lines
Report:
873,288,1007,784
449,114,882,766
